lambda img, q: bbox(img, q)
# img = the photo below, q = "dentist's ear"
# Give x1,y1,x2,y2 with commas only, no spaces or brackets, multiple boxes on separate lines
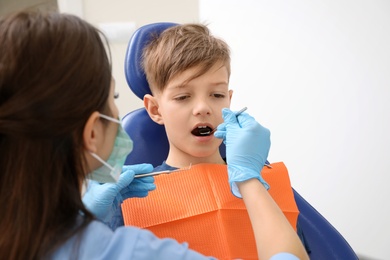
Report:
83,111,101,153
144,94,164,125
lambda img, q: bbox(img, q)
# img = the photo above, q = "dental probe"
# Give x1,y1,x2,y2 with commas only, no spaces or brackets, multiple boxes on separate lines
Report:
134,164,192,178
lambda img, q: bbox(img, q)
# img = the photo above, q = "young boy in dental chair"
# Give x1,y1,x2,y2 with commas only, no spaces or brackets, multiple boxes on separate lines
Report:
115,23,309,255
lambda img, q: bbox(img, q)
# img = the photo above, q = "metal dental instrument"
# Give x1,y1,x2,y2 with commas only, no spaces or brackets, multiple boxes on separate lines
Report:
233,106,248,116
134,164,192,178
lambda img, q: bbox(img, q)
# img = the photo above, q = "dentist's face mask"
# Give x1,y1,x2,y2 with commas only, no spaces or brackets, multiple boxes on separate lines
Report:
88,114,133,183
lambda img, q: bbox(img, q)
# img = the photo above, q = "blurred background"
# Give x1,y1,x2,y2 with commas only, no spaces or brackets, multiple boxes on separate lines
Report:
1,1,389,259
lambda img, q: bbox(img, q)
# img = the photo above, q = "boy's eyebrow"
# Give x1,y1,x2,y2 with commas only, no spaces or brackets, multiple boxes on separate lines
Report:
167,81,189,90
168,81,228,90
211,80,229,85
167,76,228,90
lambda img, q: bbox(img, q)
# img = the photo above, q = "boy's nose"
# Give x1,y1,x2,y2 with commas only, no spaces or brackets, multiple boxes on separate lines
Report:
192,100,212,116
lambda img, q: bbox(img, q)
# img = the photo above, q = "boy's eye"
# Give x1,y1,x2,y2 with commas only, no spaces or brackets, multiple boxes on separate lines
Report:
174,95,190,101
114,92,119,99
212,93,225,98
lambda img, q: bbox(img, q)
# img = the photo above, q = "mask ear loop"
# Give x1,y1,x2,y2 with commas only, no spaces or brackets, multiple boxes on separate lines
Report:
90,152,121,181
99,113,121,124
89,113,122,182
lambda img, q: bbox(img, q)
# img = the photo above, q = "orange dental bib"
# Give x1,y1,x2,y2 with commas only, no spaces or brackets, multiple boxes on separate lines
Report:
122,162,299,259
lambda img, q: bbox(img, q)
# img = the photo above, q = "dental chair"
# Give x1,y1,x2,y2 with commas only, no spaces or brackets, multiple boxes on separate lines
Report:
122,22,358,260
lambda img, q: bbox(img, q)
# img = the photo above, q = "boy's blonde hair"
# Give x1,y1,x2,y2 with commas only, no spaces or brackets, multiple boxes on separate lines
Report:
142,23,231,94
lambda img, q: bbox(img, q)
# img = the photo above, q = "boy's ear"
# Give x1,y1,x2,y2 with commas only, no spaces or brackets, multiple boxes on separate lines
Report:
83,111,101,153
144,94,164,125
228,89,233,104
229,89,233,101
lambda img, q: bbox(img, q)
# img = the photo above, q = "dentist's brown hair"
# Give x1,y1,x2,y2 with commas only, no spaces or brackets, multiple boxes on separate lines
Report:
0,10,112,259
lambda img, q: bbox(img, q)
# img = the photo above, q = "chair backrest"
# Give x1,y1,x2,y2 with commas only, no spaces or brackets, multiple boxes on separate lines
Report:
123,22,358,259
292,189,358,259
124,22,177,100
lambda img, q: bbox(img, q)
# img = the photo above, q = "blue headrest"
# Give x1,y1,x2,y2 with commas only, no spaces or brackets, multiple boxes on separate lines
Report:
124,22,178,99
123,108,169,167
123,22,177,167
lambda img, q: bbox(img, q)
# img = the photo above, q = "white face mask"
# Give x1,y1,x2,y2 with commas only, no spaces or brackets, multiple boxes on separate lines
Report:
88,114,133,183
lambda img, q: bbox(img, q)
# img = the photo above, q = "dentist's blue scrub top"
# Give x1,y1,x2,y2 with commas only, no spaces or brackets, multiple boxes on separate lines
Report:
51,220,299,260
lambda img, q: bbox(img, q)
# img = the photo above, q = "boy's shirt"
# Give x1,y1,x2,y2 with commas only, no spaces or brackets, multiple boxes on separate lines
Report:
153,161,177,172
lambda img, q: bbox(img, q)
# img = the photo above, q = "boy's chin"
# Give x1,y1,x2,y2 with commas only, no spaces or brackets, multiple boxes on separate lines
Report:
186,149,224,162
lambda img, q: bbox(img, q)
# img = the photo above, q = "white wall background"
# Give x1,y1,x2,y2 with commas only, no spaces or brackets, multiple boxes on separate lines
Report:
200,1,390,259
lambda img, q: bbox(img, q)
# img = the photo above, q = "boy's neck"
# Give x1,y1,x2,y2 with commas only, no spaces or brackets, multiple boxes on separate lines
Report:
165,153,226,169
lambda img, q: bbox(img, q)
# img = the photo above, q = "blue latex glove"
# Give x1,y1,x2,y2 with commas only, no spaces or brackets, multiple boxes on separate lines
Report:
120,165,156,199
214,108,271,198
82,163,155,222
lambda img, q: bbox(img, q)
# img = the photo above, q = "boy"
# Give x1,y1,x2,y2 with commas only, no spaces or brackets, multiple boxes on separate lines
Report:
143,24,232,170
141,23,310,254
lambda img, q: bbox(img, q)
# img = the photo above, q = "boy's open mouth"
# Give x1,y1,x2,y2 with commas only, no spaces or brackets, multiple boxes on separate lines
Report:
191,126,213,136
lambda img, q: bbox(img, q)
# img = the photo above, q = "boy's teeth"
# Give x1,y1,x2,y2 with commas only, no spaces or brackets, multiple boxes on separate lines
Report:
192,126,213,136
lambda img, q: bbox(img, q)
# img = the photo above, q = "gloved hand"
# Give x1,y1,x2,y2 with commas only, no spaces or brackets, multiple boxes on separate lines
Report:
82,163,155,222
214,108,271,198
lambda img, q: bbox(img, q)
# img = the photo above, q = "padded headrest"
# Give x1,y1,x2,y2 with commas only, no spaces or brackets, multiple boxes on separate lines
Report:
124,22,178,100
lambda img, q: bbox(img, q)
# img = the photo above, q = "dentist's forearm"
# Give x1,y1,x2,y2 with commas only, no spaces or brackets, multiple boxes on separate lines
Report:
238,179,309,260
